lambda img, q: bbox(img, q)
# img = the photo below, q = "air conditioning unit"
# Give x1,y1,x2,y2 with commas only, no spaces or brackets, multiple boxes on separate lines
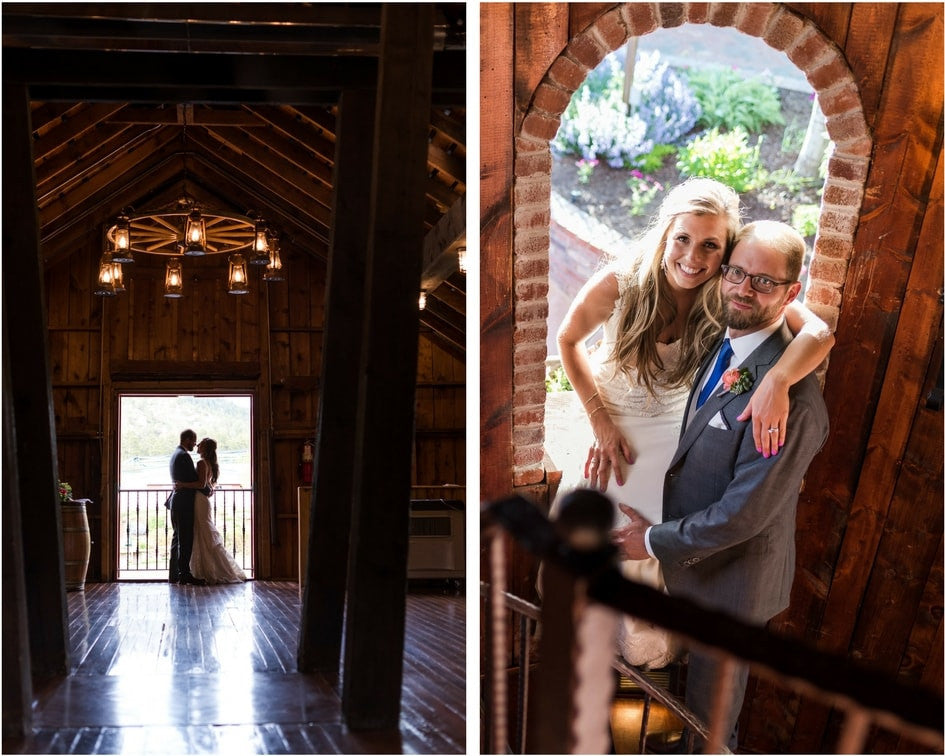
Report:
407,499,464,580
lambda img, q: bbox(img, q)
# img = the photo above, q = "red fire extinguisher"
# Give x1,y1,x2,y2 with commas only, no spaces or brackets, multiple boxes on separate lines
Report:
300,439,315,485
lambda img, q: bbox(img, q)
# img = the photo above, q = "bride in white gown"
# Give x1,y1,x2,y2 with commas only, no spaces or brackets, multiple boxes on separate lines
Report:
176,437,246,585
556,178,834,669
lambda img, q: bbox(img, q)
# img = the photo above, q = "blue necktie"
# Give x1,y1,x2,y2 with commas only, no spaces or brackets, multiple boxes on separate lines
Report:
696,339,734,409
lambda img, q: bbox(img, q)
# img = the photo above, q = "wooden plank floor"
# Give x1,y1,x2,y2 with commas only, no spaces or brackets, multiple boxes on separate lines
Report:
4,581,465,754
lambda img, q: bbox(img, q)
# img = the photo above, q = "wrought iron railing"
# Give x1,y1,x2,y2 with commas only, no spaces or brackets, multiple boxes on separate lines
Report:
482,494,944,755
117,486,254,578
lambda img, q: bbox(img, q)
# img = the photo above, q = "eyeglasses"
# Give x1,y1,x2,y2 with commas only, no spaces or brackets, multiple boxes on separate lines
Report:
720,264,793,294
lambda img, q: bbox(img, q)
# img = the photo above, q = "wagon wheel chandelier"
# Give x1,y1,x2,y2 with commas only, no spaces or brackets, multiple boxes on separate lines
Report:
94,195,284,298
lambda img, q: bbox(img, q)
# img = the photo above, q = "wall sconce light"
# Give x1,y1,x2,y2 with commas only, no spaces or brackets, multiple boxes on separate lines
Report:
227,254,250,294
457,245,467,274
418,290,427,310
164,259,184,298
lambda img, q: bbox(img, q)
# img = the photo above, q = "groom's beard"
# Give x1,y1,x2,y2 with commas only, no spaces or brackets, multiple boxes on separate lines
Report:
722,292,787,331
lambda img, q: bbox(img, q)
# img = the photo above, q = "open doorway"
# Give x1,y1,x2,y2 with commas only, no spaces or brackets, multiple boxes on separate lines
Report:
116,393,255,580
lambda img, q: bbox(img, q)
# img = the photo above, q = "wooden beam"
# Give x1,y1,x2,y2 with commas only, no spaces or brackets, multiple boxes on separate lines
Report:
299,87,375,675
342,5,434,730
421,193,465,292
2,81,70,680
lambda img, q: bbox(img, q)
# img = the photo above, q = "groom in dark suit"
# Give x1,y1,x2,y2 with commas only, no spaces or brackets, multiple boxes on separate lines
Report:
616,220,830,751
169,428,200,584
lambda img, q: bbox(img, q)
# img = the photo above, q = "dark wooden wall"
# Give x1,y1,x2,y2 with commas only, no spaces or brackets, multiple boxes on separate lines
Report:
480,3,942,753
46,237,465,581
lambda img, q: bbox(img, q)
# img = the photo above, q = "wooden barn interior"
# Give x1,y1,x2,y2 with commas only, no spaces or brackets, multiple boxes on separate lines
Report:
3,4,466,753
481,3,942,754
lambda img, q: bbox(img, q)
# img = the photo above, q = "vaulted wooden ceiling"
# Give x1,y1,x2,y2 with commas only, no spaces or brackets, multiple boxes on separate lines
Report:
2,3,467,359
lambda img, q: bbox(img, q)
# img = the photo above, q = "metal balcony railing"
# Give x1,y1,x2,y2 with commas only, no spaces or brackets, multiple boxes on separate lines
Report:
481,493,944,755
117,486,254,579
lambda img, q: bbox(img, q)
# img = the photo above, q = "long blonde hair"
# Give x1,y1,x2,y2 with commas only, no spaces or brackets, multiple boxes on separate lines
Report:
610,178,741,393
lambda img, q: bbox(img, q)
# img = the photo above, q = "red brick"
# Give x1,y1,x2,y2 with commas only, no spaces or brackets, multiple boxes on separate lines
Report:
786,25,830,71
818,82,860,119
516,230,551,259
594,8,630,51
822,181,863,210
548,55,588,92
514,426,545,448
516,300,549,323
763,8,805,51
532,82,572,117
514,341,547,365
515,146,552,177
709,3,739,28
805,282,843,309
514,406,546,427
738,3,776,38
658,3,685,28
568,30,608,71
513,386,547,409
513,206,551,232
513,466,546,487
521,111,561,143
621,3,658,36
806,54,851,92
515,279,549,300
813,233,854,261
826,111,871,154
818,208,858,237
809,256,849,286
513,444,545,467
514,254,551,281
826,154,870,183
513,323,547,348
685,3,711,25
514,176,552,208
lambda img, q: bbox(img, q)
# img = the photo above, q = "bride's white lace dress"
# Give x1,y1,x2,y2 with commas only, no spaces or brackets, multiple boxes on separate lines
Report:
554,264,688,670
190,490,247,584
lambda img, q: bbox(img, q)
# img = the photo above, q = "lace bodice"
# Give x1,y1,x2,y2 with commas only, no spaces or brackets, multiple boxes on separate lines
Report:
590,266,690,418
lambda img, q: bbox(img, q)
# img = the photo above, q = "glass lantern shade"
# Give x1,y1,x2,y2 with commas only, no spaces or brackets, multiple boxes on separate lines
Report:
251,221,270,265
183,210,207,255
110,261,126,294
227,254,250,294
111,216,134,263
262,237,285,282
457,245,467,274
164,259,184,298
94,253,117,296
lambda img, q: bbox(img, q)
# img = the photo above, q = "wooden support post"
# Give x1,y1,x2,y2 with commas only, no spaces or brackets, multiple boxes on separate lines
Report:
341,5,434,730
2,82,69,679
298,87,375,675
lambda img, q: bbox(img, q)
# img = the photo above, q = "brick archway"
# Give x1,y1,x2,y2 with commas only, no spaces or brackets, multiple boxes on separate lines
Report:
510,3,871,486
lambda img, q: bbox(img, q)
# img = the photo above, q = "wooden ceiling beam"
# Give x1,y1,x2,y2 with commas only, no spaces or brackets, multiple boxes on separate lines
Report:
421,194,465,293
420,299,465,359
242,105,336,167
186,130,331,235
30,102,128,161
104,105,269,127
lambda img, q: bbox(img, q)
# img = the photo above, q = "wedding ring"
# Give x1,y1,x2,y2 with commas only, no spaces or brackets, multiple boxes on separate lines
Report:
768,427,778,433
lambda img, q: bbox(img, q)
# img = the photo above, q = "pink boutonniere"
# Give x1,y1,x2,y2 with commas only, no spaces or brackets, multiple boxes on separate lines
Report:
722,366,754,395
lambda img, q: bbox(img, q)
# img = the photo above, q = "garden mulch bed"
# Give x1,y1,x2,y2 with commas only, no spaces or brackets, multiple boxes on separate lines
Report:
551,87,821,241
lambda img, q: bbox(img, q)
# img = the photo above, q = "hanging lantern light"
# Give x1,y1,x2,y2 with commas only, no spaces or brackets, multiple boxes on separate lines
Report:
457,245,467,274
227,253,250,294
93,252,117,296
110,215,134,263
262,234,285,282
164,258,184,298
183,210,207,255
110,261,126,294
250,220,270,265
418,289,427,310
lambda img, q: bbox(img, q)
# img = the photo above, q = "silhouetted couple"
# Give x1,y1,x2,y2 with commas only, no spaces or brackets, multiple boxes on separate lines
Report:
168,429,246,585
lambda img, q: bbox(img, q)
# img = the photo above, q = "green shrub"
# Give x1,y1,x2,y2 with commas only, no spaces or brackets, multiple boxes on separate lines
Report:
792,203,821,238
545,365,573,392
675,127,765,192
632,144,676,174
684,67,785,133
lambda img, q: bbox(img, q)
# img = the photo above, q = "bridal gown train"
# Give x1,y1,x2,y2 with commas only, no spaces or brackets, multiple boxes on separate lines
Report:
190,490,247,584
554,266,687,669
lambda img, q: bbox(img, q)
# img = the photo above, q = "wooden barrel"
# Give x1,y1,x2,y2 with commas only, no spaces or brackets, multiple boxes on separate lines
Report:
61,501,91,591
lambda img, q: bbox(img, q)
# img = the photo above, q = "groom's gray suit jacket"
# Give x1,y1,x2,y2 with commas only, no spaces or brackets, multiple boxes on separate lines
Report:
648,322,829,625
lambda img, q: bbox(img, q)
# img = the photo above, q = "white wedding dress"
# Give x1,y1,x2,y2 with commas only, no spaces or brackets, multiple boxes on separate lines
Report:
553,265,688,669
190,490,247,584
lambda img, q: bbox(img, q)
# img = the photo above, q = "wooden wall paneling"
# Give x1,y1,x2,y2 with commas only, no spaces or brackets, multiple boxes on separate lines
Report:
342,5,434,729
838,3,899,126
514,3,570,127
2,81,69,679
480,2,516,502
255,283,273,579
299,87,374,674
